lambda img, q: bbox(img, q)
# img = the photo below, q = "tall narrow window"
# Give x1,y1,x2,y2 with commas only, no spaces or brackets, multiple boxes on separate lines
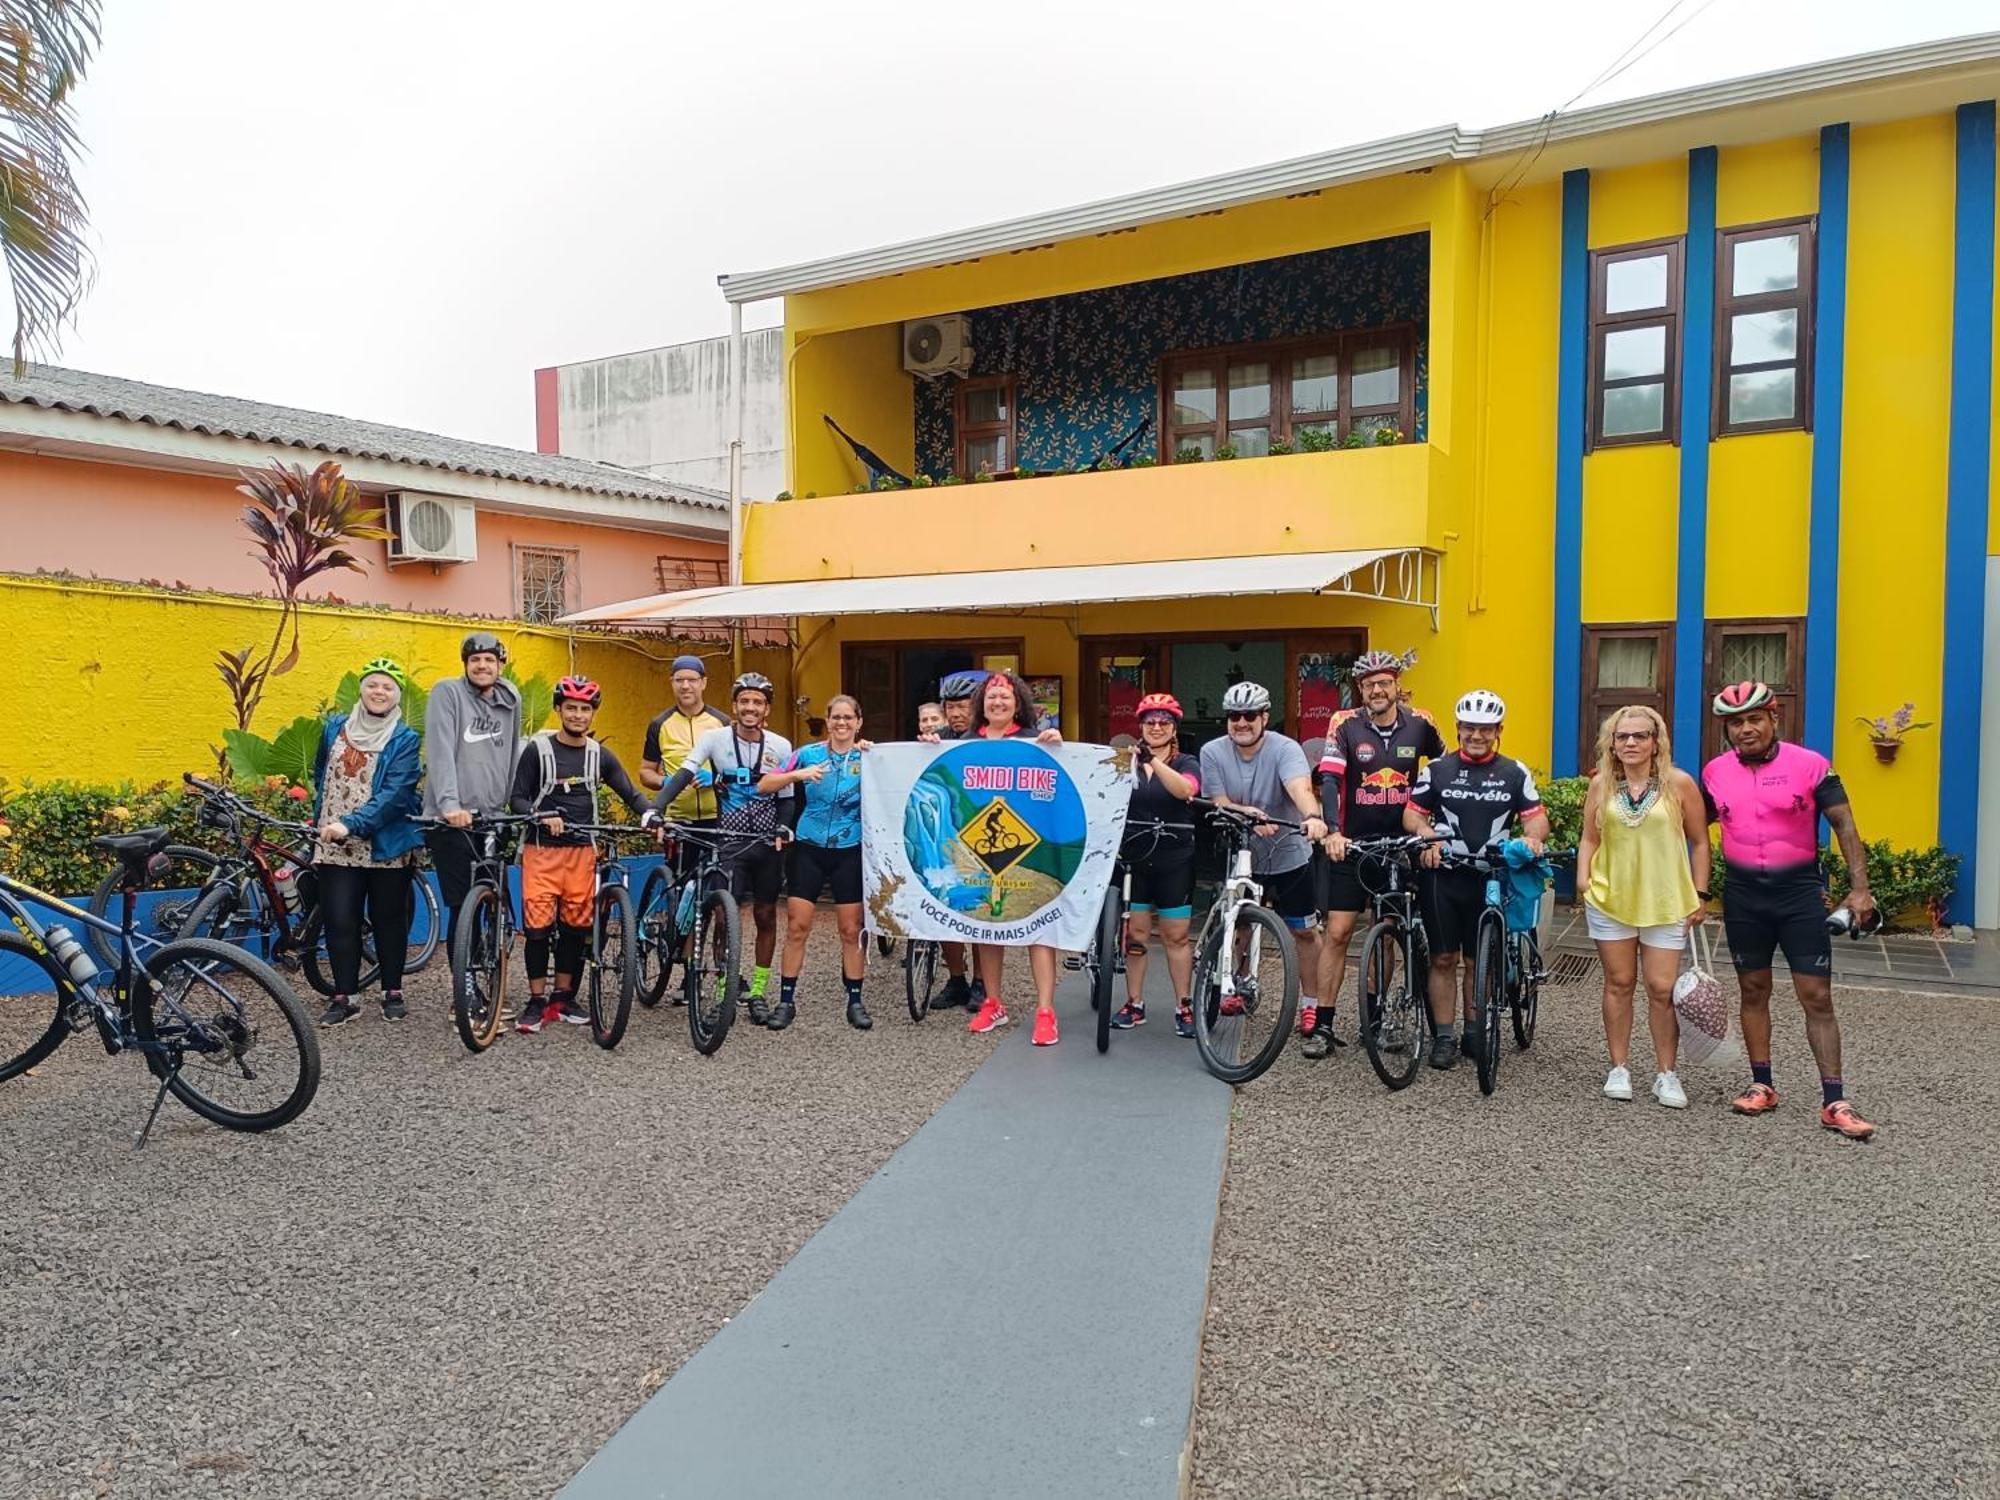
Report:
1704,617,1805,758
955,376,1016,477
1588,239,1683,448
1580,623,1673,771
1715,220,1815,436
515,546,576,625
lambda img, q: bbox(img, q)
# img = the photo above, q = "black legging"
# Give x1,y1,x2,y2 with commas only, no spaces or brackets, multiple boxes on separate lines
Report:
525,924,589,985
317,864,413,996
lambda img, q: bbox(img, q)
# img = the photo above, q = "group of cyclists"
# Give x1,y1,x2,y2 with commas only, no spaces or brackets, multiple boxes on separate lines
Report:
297,631,1877,1137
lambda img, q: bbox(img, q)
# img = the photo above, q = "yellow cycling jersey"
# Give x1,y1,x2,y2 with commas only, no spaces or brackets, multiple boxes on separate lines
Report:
643,704,729,821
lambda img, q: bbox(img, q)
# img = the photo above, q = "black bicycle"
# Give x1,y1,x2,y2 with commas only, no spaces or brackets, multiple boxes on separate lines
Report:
1073,818,1187,1055
904,937,942,1021
652,822,768,1055
419,814,535,1054
1438,841,1554,1097
2,828,319,1144
1345,833,1441,1091
564,823,643,1050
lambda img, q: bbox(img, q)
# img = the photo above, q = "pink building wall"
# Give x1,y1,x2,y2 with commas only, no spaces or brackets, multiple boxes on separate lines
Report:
0,450,722,616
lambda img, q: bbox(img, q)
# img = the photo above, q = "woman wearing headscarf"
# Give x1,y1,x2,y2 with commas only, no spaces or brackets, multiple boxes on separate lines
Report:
312,657,425,1026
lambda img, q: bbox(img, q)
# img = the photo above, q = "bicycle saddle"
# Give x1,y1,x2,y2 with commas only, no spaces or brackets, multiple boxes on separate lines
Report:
91,827,172,860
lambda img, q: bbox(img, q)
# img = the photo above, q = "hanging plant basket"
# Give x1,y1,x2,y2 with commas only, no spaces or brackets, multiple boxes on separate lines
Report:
1870,738,1901,765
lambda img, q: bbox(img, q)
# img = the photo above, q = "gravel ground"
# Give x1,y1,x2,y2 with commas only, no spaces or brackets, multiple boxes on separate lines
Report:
0,919,986,1500
1191,975,2000,1498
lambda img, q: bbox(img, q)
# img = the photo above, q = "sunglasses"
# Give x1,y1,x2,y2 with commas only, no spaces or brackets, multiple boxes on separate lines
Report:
1139,715,1177,727
1226,711,1263,723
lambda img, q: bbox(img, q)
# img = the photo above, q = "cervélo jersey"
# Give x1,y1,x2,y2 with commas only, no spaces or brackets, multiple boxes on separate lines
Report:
1318,708,1445,840
1407,751,1543,857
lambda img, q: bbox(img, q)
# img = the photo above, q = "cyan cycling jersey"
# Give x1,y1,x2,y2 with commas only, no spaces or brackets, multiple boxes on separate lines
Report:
781,742,864,849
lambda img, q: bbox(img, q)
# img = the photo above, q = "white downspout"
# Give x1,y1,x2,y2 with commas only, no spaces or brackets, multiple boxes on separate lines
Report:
729,301,745,680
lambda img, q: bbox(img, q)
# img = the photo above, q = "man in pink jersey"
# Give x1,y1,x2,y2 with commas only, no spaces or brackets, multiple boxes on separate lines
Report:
1702,682,1878,1140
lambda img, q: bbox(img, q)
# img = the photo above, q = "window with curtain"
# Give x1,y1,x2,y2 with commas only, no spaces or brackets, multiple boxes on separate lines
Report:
1715,220,1815,436
1580,623,1672,768
1588,239,1684,448
1704,617,1805,756
955,376,1016,476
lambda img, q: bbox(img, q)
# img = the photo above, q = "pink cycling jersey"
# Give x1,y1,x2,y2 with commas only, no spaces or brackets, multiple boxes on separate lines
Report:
1700,741,1843,873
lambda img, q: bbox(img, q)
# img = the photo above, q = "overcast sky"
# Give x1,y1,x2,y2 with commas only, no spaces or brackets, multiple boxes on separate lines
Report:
35,0,1997,450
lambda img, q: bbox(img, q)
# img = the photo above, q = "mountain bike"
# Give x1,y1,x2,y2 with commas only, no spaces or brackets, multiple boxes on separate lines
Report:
1185,801,1300,1085
1438,840,1554,1097
563,824,643,1050
904,937,942,1021
2,827,319,1144
652,823,768,1055
1073,818,1187,1055
421,814,536,1054
1345,833,1442,1091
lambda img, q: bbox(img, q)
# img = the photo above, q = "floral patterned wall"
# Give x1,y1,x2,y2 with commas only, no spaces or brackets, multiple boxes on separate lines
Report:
913,233,1429,477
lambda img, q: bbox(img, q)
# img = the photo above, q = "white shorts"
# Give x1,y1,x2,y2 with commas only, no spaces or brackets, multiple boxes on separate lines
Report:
1583,902,1687,951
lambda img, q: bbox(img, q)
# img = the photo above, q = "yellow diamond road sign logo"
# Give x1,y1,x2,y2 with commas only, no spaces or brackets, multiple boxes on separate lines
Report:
959,797,1040,876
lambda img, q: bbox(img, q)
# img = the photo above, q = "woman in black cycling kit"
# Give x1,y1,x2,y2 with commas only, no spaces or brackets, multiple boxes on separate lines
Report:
1111,693,1201,1037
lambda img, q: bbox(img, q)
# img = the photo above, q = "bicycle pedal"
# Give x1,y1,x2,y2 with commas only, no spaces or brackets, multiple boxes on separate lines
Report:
1061,955,1084,971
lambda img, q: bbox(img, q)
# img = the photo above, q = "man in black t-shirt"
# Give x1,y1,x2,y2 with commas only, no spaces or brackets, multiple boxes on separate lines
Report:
1403,689,1549,1071
1311,650,1445,1059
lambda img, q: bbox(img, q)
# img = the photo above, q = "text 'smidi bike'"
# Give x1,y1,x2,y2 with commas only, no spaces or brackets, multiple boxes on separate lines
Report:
1347,834,1442,1092
1,826,320,1144
1072,818,1188,1055
1438,841,1553,1097
1185,801,1300,1085
420,814,536,1054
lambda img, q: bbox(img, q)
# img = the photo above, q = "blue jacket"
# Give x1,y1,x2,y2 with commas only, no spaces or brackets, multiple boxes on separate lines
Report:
1497,838,1553,935
312,713,424,862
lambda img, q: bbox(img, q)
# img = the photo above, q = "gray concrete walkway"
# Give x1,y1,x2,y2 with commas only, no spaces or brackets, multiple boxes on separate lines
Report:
561,967,1233,1500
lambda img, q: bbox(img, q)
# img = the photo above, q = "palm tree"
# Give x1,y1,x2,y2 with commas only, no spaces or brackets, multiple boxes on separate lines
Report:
1,0,100,370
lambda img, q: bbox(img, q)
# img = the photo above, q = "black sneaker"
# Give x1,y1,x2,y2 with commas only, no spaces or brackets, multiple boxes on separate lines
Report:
381,992,408,1021
1461,1027,1484,1063
935,975,970,1010
747,989,771,1027
557,994,589,1026
1429,1034,1459,1070
968,979,987,1010
319,997,360,1028
1302,1027,1334,1060
846,1000,873,1031
765,1000,796,1031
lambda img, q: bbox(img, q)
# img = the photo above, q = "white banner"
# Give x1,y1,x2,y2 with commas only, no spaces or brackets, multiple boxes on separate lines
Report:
862,740,1135,949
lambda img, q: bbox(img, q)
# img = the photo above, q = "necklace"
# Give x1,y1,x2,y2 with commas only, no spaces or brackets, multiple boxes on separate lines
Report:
1611,776,1661,828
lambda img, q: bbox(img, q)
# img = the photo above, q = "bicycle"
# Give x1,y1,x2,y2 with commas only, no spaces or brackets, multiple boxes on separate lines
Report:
1,826,319,1145
650,822,769,1055
1072,818,1188,1055
1185,801,1301,1085
419,814,536,1054
1436,840,1554,1097
1344,833,1442,1091
561,823,644,1050
904,937,942,1021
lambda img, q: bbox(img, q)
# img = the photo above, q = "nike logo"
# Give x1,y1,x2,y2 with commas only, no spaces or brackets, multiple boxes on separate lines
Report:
463,727,503,743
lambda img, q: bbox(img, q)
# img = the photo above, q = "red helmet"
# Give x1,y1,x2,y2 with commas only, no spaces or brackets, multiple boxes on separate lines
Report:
1711,680,1773,717
555,675,602,708
1135,692,1183,721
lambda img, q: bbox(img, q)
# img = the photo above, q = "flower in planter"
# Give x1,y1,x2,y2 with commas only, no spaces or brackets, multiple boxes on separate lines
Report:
286,784,311,802
1855,703,1932,743
1214,445,1239,461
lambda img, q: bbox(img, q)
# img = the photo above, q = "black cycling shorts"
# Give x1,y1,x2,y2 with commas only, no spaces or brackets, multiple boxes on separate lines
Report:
1421,867,1487,958
1126,843,1196,919
1722,864,1831,977
1262,862,1320,932
786,840,862,906
728,840,785,908
1321,851,1373,915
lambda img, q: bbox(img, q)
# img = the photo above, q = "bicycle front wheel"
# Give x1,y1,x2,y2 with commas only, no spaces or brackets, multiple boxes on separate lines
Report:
589,883,638,1050
634,867,675,1008
1092,886,1120,1054
0,931,72,1082
1513,931,1542,1048
1358,919,1423,1091
1190,903,1298,1085
1472,917,1505,1096
136,937,320,1131
685,886,741,1055
450,883,511,1053
905,939,939,1022
297,905,381,998
402,876,443,975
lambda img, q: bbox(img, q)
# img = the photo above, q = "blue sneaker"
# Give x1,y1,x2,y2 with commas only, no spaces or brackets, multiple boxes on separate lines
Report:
1110,1002,1145,1029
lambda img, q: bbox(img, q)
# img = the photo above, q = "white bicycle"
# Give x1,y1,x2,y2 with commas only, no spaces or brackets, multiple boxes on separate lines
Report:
1186,800,1300,1085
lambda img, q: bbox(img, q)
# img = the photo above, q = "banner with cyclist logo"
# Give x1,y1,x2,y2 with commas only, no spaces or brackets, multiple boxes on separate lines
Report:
861,740,1134,948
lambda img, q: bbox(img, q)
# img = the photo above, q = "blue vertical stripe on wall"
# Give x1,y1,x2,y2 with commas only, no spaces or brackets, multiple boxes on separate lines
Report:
1674,147,1718,761
1805,125,1850,759
1552,169,1590,777
1941,102,1996,926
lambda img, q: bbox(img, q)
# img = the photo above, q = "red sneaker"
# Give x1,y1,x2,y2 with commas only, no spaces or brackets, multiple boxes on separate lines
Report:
1032,1008,1059,1047
1731,1082,1779,1115
1820,1101,1877,1140
968,995,1011,1034
1297,1003,1318,1036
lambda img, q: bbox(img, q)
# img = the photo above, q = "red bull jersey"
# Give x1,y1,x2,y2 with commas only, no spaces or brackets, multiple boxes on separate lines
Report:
1318,707,1446,839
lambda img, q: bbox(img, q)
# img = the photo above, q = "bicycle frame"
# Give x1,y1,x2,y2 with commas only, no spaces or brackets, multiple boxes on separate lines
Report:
2,872,162,1052
1191,831,1271,999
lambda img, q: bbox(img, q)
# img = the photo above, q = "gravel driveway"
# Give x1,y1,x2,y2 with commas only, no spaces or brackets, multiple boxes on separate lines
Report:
1,924,983,1500
1191,976,2000,1498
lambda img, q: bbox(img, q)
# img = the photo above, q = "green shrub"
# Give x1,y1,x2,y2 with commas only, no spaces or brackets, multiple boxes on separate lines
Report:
1296,427,1335,454
0,777,309,896
1539,775,1588,852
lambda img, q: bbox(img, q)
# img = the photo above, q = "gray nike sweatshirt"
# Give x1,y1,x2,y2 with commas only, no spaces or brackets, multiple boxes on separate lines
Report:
422,675,523,818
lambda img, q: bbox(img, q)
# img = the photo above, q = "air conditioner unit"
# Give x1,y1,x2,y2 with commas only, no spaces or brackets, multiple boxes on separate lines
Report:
385,492,478,565
902,314,973,379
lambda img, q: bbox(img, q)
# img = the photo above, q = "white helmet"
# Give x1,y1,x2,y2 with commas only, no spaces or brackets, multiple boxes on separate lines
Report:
1221,681,1272,714
1454,689,1506,725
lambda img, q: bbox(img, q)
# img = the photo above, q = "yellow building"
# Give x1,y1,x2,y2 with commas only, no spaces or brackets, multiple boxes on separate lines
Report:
573,37,2000,925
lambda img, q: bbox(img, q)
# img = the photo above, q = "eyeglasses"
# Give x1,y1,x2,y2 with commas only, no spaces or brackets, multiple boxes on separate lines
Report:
1613,730,1655,743
1139,715,1176,727
1226,712,1262,723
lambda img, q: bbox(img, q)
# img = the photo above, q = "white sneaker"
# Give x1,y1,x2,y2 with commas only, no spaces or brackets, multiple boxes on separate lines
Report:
1652,1071,1688,1109
1602,1065,1633,1101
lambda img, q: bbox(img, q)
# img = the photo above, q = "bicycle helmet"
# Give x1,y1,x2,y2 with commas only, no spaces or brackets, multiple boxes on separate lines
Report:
460,630,508,664
1712,680,1775,717
1221,681,1272,715
939,670,985,702
1454,689,1506,725
731,671,775,702
554,674,602,708
1350,649,1404,682
358,656,406,689
1135,692,1184,721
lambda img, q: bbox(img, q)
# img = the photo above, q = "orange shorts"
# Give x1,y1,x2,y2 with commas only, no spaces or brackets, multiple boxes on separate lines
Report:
521,844,596,929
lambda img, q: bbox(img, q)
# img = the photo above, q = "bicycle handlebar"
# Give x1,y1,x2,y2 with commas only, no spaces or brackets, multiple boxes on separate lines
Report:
183,773,316,838
1188,797,1305,834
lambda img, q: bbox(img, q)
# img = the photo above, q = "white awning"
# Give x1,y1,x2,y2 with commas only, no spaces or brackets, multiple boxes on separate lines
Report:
560,547,1439,629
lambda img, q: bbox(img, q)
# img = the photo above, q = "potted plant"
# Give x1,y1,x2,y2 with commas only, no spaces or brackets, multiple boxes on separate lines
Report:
1213,444,1239,461
1174,446,1207,464
1296,427,1335,454
1855,703,1932,764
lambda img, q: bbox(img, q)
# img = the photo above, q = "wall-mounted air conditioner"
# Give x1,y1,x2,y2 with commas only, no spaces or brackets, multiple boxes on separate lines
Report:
385,491,478,565
902,314,973,379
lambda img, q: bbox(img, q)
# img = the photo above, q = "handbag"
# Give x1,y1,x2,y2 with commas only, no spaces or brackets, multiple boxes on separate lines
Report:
1671,923,1738,1068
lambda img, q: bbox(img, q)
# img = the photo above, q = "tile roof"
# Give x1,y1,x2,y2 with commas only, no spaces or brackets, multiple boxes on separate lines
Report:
0,363,727,510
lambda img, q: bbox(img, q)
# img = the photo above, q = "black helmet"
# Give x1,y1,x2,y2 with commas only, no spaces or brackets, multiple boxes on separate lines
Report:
732,672,775,702
461,631,508,664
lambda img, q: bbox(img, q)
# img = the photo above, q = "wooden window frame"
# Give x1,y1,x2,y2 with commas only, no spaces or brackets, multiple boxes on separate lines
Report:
1703,616,1806,758
514,543,578,625
1713,217,1816,438
1078,627,1367,749
1579,622,1674,772
1588,238,1684,450
1157,324,1417,464
841,637,1027,737
954,375,1017,478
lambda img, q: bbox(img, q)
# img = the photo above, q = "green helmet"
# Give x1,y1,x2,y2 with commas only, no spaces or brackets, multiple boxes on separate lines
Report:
359,656,407,690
